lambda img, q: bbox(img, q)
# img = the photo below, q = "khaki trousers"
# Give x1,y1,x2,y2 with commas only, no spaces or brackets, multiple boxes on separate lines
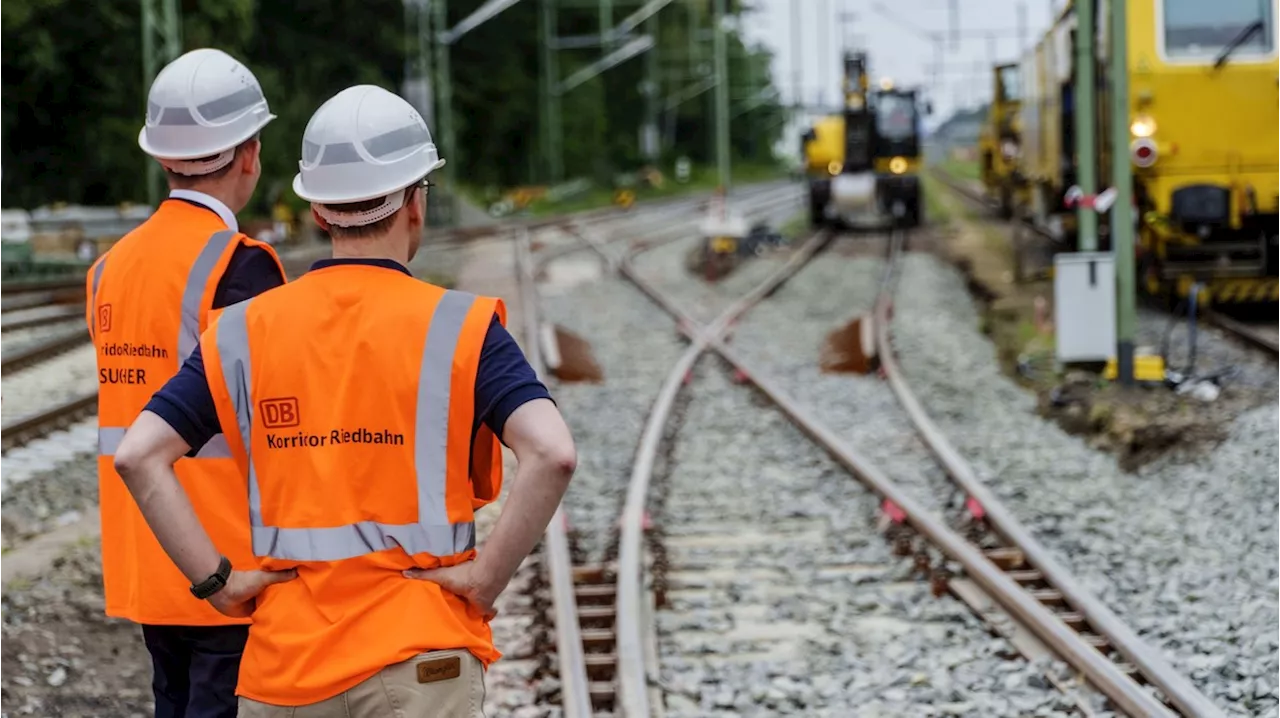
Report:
238,649,486,718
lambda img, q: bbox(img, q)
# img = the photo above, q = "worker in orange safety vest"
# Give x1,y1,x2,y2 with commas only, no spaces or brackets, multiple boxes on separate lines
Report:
88,48,285,718
112,84,577,717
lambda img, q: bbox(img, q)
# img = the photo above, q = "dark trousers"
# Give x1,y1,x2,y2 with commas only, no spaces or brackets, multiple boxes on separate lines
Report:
141,624,249,718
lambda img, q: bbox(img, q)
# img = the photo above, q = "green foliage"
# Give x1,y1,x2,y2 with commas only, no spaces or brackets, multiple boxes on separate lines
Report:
2,0,785,212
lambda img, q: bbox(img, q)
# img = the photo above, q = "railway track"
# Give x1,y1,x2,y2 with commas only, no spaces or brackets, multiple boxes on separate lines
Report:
1,305,83,332
869,234,1222,718
515,189,806,715
0,185,783,457
522,209,1223,715
1,328,90,373
931,168,1279,361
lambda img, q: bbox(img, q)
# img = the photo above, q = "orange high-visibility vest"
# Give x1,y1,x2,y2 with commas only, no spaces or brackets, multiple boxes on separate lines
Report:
88,199,284,626
201,264,506,705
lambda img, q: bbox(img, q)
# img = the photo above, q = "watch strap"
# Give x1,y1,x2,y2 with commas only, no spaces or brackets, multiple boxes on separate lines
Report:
190,556,232,600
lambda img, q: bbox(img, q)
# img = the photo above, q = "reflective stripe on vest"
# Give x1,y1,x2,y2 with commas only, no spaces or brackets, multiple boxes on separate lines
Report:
215,290,480,562
95,229,238,460
96,427,232,458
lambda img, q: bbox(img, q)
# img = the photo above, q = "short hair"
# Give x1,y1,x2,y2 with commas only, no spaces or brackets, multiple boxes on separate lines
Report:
164,135,259,188
321,186,417,240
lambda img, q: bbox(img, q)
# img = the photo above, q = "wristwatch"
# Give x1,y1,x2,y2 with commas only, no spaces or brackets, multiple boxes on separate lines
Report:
190,556,232,600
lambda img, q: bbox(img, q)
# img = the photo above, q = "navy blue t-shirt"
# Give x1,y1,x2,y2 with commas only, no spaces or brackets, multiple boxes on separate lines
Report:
145,258,551,454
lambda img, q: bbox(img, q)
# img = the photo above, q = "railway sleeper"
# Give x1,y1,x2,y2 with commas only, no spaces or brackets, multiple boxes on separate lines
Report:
579,627,615,649
583,653,616,680
1005,569,1044,584
1027,587,1066,606
1078,632,1113,651
589,682,615,708
1054,610,1087,630
573,583,616,606
982,546,1027,570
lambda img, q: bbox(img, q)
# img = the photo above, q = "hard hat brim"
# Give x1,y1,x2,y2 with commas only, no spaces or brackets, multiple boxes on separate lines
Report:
138,113,277,161
292,158,446,205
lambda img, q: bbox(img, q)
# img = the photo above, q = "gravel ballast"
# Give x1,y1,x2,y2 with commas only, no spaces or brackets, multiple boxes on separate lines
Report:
728,245,960,514
2,319,87,350
1,343,97,424
656,362,1088,718
890,251,1279,717
539,255,687,563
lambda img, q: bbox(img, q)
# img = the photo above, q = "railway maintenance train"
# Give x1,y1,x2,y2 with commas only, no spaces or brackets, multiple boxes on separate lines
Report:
802,51,928,229
978,62,1027,219
1017,0,1278,305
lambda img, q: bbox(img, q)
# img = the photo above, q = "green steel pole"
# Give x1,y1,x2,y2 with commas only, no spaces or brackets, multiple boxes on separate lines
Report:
143,3,158,208
691,0,701,76
419,0,434,128
540,0,551,180
644,12,659,160
1074,0,1098,251
1110,0,1135,383
600,0,613,50
712,0,730,193
433,0,455,188
142,0,182,207
541,0,564,181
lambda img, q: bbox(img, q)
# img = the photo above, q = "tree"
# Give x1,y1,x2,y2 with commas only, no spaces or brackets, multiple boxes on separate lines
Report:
1,0,783,209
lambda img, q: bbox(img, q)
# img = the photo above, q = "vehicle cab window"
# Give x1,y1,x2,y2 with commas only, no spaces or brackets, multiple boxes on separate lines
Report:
875,93,917,142
1162,0,1274,60
998,66,1021,103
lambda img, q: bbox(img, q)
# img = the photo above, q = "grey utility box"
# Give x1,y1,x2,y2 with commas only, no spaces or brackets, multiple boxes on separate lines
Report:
1054,252,1116,363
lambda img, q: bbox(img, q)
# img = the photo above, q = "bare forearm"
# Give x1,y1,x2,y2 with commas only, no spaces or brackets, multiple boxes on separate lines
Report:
121,460,223,583
474,455,572,596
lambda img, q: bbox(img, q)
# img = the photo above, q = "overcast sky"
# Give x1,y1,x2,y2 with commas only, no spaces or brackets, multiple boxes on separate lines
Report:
736,0,1059,124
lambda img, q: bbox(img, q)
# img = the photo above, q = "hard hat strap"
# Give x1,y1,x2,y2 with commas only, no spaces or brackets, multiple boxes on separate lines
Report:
313,187,409,228
159,149,236,177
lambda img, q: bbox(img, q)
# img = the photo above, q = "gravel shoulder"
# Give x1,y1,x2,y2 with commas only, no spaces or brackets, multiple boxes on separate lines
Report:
891,251,1279,717
2,540,155,717
929,181,1276,468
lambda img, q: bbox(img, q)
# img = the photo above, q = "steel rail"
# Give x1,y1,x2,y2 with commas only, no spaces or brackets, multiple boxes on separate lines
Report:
712,347,1176,718
2,290,81,313
601,227,1198,716
1203,310,1279,356
515,229,594,718
1,276,86,295
1,328,90,373
573,224,832,717
930,168,1062,246
519,184,798,711
1,181,792,308
1,305,84,332
532,183,796,268
873,233,1222,717
1,391,98,453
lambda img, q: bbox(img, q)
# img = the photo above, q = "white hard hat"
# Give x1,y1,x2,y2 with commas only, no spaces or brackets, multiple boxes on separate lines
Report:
138,48,275,176
292,85,445,227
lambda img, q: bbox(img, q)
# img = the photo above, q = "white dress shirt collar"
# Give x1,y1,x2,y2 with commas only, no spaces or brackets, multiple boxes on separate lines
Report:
168,189,238,232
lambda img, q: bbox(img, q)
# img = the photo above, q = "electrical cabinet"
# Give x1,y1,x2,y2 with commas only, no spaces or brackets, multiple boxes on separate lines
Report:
1054,252,1116,363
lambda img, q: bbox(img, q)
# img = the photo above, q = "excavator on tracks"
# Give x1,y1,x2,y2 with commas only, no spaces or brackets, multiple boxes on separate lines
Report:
801,51,929,229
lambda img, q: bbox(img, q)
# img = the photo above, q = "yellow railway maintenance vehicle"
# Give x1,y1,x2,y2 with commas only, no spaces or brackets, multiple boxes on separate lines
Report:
979,62,1027,219
1019,0,1279,305
801,114,847,226
802,52,928,228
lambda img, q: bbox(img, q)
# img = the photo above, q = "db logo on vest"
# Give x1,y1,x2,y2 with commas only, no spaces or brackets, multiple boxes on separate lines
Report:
99,304,113,333
260,397,300,428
